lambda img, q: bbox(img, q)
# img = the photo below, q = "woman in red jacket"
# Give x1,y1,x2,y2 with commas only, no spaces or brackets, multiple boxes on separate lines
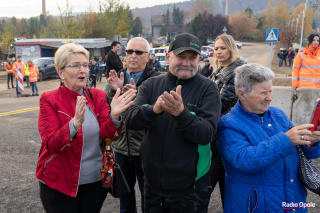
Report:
36,43,136,213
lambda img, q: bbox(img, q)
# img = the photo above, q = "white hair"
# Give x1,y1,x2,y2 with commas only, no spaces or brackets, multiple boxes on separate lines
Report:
127,37,150,52
235,63,274,94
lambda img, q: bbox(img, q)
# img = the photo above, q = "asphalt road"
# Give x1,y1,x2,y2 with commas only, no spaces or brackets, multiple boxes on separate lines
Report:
0,43,319,213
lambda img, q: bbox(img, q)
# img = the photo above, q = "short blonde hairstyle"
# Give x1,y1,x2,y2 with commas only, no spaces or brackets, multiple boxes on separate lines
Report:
214,34,239,69
55,43,89,70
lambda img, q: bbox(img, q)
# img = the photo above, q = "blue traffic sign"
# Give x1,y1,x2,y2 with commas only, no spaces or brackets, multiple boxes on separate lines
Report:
266,29,278,42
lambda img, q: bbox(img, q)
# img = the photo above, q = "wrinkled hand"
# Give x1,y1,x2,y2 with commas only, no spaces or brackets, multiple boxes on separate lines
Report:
110,88,137,120
108,70,124,90
159,85,184,116
153,95,165,114
122,78,136,93
73,96,86,130
285,124,314,146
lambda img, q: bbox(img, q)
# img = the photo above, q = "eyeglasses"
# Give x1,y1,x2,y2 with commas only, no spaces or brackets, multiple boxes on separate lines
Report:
126,49,148,56
65,63,89,70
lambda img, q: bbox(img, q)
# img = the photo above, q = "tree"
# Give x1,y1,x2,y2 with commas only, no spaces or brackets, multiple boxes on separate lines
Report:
261,0,290,30
29,17,40,38
56,0,85,38
131,17,142,36
83,7,98,38
229,11,258,40
196,12,231,45
159,25,167,36
245,7,254,18
189,13,201,36
165,9,170,26
292,3,316,39
0,31,13,57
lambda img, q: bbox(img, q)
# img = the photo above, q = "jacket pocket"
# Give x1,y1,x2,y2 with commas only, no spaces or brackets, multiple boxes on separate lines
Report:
44,154,60,181
248,189,258,213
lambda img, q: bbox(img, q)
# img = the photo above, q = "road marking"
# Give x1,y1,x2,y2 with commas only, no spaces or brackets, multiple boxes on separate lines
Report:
0,107,39,117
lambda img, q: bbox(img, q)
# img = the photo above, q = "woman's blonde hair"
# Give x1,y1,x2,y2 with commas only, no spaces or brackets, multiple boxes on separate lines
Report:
214,34,239,69
55,43,89,70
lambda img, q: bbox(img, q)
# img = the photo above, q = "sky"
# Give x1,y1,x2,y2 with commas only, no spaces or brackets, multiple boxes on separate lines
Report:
0,0,189,19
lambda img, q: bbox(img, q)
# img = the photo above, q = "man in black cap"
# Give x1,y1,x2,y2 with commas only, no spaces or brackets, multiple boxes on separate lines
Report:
201,59,213,78
126,33,221,212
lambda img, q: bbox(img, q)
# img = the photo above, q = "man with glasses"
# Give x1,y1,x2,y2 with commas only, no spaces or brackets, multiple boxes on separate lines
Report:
104,37,160,213
126,33,221,212
105,41,123,78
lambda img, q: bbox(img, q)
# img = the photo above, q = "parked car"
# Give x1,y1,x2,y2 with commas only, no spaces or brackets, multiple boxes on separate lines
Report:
201,46,214,56
32,57,57,81
155,53,168,71
235,41,243,49
201,51,209,61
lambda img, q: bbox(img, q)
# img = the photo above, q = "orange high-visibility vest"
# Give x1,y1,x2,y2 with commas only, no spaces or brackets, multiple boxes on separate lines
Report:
292,45,320,88
13,61,25,79
29,65,39,82
5,63,13,74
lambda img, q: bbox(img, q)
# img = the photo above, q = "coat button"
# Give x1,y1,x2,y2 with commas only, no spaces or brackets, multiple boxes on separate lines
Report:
292,209,296,212
290,179,294,183
268,124,272,127
70,139,73,141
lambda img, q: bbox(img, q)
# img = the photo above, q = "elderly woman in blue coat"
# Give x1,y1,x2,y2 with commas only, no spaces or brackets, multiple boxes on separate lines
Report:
218,63,320,212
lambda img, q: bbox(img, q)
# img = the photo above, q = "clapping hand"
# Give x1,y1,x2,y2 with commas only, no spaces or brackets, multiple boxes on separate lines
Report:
122,78,136,93
110,88,137,120
108,70,124,90
153,85,184,116
73,96,86,130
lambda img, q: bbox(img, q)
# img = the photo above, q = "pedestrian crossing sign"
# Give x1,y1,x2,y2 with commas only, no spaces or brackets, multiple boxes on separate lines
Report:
266,28,278,42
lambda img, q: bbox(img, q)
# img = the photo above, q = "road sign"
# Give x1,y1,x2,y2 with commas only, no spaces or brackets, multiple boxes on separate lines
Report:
266,28,278,42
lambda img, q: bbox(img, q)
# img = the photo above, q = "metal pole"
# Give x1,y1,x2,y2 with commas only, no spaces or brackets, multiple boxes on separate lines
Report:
300,1,307,50
270,42,273,69
296,14,300,35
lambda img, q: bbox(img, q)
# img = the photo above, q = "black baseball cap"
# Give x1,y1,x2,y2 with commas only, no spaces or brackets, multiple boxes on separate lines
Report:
168,33,201,55
204,60,210,62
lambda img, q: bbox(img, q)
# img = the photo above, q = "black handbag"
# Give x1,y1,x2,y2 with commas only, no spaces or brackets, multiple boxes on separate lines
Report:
298,145,320,195
110,163,131,198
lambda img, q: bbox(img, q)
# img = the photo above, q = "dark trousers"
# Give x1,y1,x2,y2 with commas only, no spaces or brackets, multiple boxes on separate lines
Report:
115,152,144,213
25,76,30,86
289,58,293,67
97,70,103,82
144,185,211,213
16,78,20,95
90,75,96,88
7,73,14,88
39,181,108,213
209,141,225,208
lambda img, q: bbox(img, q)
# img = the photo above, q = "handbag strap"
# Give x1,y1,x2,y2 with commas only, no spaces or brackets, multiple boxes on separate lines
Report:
84,87,93,101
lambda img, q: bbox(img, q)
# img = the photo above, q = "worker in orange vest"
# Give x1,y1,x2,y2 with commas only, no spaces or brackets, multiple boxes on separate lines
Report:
292,34,320,93
5,59,15,89
27,60,39,96
12,55,25,97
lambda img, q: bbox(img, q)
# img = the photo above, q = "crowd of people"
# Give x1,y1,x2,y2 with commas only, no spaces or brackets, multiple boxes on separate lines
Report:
5,55,40,97
30,32,320,213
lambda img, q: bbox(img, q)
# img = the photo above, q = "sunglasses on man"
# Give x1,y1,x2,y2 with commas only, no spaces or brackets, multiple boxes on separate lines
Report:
126,49,148,56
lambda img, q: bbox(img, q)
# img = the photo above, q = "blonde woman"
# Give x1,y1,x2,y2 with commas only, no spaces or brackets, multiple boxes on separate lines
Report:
209,34,246,207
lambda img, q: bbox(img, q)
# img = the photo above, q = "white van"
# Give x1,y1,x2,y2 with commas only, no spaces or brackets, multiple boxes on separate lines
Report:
150,46,169,54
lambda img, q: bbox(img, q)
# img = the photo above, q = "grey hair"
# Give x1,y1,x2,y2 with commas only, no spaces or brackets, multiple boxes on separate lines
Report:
235,63,274,94
127,37,150,52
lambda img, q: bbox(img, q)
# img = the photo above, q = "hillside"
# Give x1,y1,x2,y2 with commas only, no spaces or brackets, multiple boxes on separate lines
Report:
132,0,306,27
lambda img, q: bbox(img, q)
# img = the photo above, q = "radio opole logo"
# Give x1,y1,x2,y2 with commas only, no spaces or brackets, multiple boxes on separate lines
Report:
282,202,316,209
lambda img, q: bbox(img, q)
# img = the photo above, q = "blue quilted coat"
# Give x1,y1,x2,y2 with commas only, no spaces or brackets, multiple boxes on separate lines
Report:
217,101,320,213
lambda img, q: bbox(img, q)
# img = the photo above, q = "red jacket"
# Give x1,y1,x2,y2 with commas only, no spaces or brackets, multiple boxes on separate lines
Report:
36,85,121,197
